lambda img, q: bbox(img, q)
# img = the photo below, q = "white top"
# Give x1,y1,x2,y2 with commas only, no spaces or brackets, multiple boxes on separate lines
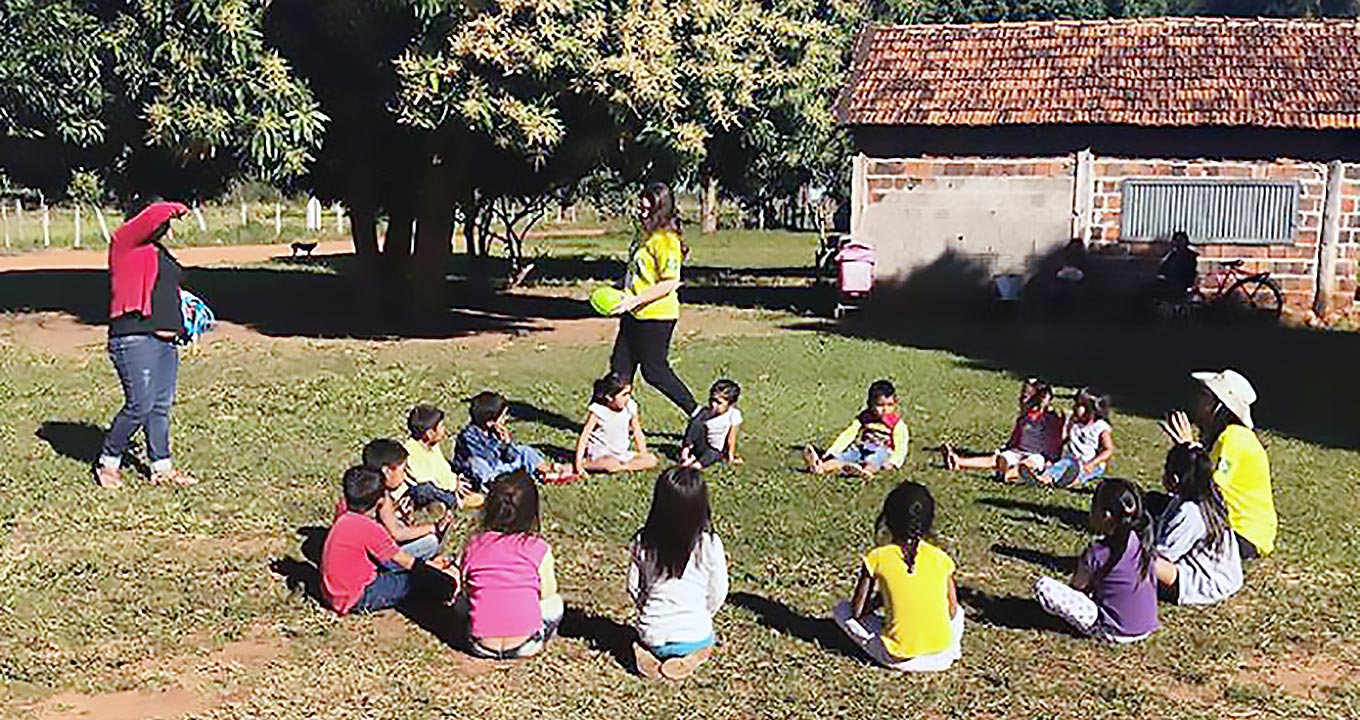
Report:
703,407,743,451
1065,418,1111,463
627,532,728,647
587,399,637,458
1155,498,1243,606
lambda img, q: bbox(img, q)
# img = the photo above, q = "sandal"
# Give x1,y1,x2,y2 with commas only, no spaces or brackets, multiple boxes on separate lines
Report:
93,466,123,489
633,642,662,679
940,443,958,471
541,470,583,486
150,469,198,486
659,646,713,681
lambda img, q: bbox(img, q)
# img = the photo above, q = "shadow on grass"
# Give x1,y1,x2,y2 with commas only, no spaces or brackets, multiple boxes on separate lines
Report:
728,592,867,664
558,607,636,672
978,497,1090,533
956,585,1081,637
509,400,581,433
35,420,150,477
991,544,1079,575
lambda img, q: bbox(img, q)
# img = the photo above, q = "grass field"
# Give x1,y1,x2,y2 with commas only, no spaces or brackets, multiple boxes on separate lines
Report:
1,231,1358,719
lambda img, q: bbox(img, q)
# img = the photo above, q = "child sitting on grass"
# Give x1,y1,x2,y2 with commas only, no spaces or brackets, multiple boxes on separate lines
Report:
1034,478,1159,642
630,467,728,681
1033,388,1115,490
460,471,564,660
804,379,908,479
402,404,484,510
834,481,963,672
680,379,744,469
453,391,574,490
322,466,456,615
361,439,454,561
943,377,1062,482
573,373,659,475
1153,444,1243,606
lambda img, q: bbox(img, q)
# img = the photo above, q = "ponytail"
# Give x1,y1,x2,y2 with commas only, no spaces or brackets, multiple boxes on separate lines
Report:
1093,479,1154,581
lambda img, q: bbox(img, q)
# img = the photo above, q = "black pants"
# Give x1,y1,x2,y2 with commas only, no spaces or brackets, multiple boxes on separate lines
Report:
683,408,725,467
611,315,697,416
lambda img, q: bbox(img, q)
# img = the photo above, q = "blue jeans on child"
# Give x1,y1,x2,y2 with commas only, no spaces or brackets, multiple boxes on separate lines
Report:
468,445,545,491
1039,456,1105,489
650,635,715,659
409,481,461,509
835,443,890,469
351,572,413,613
99,334,179,473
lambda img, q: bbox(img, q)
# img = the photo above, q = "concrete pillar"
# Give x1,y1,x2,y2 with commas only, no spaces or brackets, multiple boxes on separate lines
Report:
1072,149,1094,243
851,152,867,237
1313,159,1344,317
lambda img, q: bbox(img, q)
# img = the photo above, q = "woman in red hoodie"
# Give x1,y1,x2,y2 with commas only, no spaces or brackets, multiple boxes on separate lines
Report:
95,199,197,488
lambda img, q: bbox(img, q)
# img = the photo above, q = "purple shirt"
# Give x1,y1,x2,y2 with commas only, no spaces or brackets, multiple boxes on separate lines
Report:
1080,533,1159,637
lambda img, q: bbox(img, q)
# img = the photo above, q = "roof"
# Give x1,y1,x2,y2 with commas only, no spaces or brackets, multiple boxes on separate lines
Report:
838,17,1360,130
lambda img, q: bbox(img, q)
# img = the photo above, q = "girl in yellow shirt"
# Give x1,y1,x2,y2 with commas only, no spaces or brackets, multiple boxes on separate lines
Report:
833,482,963,672
609,182,698,417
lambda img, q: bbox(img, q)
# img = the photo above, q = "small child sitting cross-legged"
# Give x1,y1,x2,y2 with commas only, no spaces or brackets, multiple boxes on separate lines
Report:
833,481,963,672
401,403,484,510
943,377,1063,482
805,380,908,479
573,373,659,476
453,391,575,490
630,467,728,681
680,379,744,469
321,466,457,615
360,439,454,561
459,471,565,660
1034,478,1159,642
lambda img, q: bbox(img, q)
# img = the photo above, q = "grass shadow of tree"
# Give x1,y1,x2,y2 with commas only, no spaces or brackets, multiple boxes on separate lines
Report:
727,591,868,664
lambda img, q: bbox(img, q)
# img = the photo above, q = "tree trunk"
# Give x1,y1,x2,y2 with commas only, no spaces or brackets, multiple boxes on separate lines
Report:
349,199,378,261
700,174,719,234
411,162,455,317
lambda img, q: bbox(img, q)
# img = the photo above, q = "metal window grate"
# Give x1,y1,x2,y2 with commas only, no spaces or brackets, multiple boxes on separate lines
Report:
1120,180,1299,244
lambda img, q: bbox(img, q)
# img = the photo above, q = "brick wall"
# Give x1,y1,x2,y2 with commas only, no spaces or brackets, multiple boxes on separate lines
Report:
854,152,1360,314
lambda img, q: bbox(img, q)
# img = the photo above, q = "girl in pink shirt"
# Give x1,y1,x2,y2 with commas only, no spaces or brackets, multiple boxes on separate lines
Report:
460,472,563,659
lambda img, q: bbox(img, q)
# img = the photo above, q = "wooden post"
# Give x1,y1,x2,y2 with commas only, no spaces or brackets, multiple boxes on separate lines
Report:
193,204,207,232
274,202,282,236
1,200,8,248
1313,160,1345,318
40,199,49,247
74,205,82,247
240,200,248,226
96,206,111,243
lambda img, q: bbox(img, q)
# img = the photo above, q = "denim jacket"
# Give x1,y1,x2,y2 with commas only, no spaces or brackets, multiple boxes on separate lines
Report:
453,423,517,471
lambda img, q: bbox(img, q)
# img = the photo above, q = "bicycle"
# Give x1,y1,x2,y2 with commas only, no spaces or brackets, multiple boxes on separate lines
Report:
1182,259,1284,324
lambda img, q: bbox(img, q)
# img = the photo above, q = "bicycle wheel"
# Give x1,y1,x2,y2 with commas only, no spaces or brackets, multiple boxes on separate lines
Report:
1223,276,1283,324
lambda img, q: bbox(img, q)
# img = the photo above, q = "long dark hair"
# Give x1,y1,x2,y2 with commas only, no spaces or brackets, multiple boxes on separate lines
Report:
639,467,711,579
1090,479,1153,581
482,471,540,535
1073,387,1110,423
1164,444,1231,556
639,182,687,258
591,372,630,406
875,481,935,572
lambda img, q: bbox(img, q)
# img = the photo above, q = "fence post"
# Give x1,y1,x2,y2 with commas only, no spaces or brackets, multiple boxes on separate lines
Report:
74,205,82,247
96,206,111,243
241,200,248,227
334,203,344,234
1313,160,1345,318
193,203,207,233
1,200,8,248
41,199,50,247
274,202,282,236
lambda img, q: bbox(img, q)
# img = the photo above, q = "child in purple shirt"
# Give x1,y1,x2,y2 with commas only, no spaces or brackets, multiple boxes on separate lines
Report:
1034,479,1159,642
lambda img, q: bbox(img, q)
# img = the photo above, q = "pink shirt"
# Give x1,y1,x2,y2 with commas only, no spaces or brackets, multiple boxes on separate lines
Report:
461,531,550,638
321,512,401,615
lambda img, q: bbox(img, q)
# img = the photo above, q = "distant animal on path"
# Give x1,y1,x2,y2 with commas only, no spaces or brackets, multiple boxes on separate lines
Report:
291,241,318,258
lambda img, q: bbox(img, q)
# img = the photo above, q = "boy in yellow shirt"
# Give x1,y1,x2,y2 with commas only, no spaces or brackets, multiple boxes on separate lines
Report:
402,404,483,510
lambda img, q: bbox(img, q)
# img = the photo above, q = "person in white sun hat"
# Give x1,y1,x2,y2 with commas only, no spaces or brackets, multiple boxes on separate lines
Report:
1160,369,1276,560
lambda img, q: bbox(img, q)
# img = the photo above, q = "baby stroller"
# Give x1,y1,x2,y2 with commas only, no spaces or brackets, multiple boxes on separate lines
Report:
833,238,875,319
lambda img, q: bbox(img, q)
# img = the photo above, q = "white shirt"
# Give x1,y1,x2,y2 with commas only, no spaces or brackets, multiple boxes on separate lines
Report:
703,407,743,451
1155,498,1243,605
1065,418,1111,463
628,532,728,647
587,399,637,458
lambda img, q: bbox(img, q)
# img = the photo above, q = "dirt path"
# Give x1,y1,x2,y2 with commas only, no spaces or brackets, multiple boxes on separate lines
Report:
0,240,353,271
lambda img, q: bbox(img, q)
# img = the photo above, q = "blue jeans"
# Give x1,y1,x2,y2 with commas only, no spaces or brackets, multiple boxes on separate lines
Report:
1039,456,1105,489
468,445,545,491
351,571,412,613
409,482,461,509
100,334,179,472
651,635,715,659
835,444,890,469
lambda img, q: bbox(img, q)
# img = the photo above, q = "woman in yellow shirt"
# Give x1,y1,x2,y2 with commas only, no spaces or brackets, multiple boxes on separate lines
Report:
609,183,698,417
1161,369,1276,559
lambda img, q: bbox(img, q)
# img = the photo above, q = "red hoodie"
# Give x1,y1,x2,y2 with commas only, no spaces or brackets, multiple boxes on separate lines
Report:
108,202,188,320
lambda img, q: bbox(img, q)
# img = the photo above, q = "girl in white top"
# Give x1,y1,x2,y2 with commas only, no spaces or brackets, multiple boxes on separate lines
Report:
1153,443,1243,605
629,467,728,681
573,373,659,475
1033,388,1115,490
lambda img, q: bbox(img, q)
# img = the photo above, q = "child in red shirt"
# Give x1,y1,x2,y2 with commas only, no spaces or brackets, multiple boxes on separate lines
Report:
943,378,1064,482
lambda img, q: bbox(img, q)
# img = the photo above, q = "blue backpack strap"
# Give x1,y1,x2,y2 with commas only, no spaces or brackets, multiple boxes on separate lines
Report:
178,289,216,342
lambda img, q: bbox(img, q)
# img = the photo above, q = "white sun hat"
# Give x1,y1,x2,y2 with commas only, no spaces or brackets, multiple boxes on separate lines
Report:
1191,369,1257,430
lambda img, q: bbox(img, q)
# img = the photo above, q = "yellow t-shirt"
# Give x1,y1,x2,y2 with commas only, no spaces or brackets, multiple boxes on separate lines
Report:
863,541,955,659
1211,425,1277,555
625,229,683,321
401,437,461,492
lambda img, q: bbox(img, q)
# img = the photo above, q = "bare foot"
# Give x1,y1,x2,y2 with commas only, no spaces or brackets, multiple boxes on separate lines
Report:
93,466,122,488
633,642,662,679
802,445,822,474
660,646,714,680
842,463,874,480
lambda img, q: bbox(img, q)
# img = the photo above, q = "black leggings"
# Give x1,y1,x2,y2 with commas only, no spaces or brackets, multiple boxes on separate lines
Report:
611,315,697,416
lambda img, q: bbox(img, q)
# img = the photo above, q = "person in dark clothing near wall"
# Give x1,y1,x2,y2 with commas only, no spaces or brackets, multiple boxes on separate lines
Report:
1156,230,1200,302
95,199,198,488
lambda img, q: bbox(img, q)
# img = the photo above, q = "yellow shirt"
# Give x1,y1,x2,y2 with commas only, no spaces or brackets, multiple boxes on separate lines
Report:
625,229,683,320
863,541,955,659
1211,425,1277,555
402,437,462,492
826,413,909,468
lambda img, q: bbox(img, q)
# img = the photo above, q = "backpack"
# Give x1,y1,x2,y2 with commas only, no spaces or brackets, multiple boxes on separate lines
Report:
179,289,216,346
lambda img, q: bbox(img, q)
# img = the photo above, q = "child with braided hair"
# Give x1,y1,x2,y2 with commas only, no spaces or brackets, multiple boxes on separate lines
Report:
833,481,963,672
1034,478,1159,642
